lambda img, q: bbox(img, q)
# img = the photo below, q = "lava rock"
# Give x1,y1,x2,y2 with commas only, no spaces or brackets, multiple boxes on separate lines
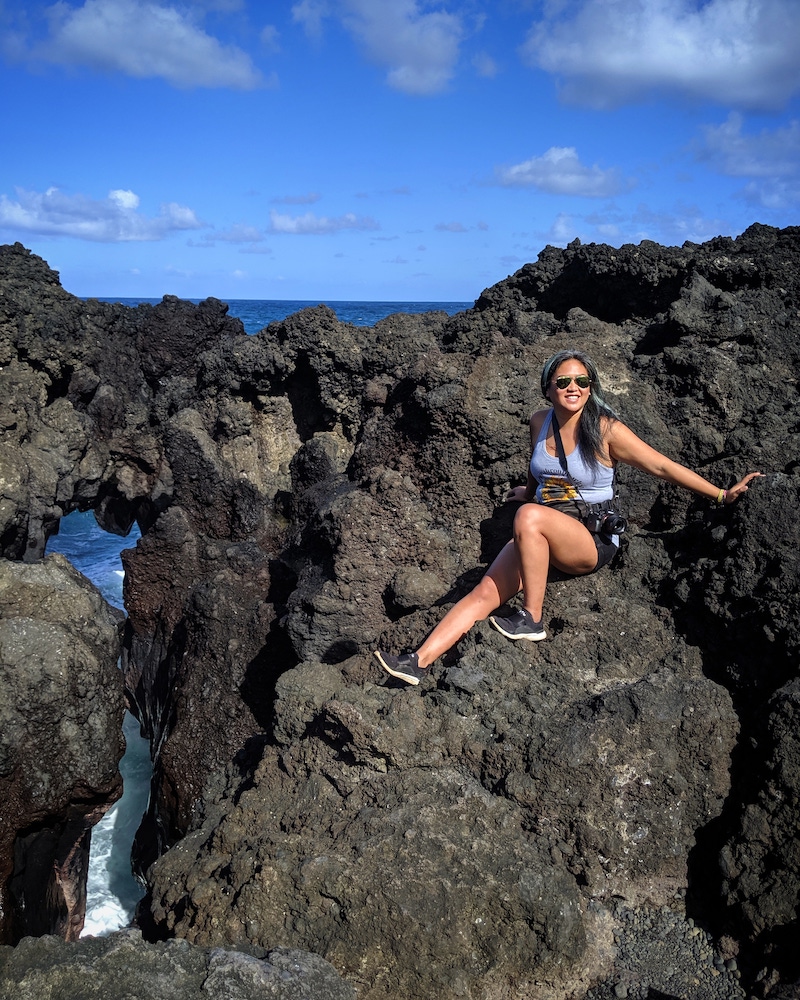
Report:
2,227,800,997
0,930,354,1000
0,554,124,942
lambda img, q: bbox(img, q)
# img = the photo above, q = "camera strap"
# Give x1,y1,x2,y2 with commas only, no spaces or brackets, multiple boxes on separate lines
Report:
550,411,617,515
549,410,572,478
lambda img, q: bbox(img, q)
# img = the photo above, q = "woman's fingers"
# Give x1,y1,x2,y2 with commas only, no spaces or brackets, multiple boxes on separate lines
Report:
724,471,765,503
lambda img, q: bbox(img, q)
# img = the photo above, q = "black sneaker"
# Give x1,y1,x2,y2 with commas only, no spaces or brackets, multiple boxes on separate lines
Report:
488,608,546,641
374,650,428,685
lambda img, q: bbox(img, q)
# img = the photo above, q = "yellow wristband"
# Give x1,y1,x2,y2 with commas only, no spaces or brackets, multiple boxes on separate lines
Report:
716,488,725,504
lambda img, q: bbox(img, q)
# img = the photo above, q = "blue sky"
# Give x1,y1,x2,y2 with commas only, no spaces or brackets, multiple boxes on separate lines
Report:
1,0,799,301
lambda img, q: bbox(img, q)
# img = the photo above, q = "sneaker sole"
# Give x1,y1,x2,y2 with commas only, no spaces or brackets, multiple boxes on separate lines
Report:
488,617,547,641
374,650,423,685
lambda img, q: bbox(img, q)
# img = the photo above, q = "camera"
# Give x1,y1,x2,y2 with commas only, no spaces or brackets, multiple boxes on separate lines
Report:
585,508,628,536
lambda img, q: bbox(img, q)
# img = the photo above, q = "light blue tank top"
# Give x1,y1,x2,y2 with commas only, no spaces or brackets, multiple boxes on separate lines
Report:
530,410,615,505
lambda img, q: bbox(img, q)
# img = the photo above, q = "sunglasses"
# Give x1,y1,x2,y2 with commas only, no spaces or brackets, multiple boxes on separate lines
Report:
554,375,591,389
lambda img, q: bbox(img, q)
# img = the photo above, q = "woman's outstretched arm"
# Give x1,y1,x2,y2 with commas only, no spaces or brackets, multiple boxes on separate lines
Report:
606,420,763,503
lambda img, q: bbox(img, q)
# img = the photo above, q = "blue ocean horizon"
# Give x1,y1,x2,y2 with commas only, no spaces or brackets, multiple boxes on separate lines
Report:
95,297,475,335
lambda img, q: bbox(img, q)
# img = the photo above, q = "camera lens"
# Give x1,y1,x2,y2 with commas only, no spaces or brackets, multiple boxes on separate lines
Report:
606,513,627,534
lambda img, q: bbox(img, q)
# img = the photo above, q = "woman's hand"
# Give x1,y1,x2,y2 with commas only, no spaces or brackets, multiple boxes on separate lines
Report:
505,485,531,503
724,472,765,504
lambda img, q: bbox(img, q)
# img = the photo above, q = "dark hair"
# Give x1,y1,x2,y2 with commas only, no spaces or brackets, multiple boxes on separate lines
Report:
540,349,617,469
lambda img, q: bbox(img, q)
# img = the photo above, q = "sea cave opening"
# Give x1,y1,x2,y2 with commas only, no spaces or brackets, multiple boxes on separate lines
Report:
45,510,151,936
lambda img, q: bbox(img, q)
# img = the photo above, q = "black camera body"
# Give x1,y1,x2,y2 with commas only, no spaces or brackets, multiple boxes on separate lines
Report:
585,508,628,536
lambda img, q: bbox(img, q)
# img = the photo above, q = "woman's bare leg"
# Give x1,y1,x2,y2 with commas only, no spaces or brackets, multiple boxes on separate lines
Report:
415,506,598,668
415,540,521,667
513,503,598,620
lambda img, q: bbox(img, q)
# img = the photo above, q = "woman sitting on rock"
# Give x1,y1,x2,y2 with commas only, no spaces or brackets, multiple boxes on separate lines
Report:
375,348,763,686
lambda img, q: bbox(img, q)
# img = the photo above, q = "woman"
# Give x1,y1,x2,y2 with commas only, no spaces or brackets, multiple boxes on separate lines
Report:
375,349,763,686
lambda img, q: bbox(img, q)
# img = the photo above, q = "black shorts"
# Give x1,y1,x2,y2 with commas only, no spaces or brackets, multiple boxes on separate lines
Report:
591,534,619,572
545,500,620,572
541,500,620,574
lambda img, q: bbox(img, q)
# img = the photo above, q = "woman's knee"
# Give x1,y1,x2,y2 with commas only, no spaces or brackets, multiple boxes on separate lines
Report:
469,575,504,617
513,502,546,535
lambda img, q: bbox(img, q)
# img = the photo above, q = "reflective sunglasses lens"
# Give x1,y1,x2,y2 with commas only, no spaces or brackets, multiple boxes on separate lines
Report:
555,375,591,389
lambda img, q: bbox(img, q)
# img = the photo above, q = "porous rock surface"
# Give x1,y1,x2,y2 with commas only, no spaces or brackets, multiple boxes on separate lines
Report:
0,554,124,943
0,930,354,1000
1,226,799,998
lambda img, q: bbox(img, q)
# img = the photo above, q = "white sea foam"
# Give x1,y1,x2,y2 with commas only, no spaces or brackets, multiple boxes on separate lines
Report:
82,806,131,936
82,711,151,937
46,513,150,937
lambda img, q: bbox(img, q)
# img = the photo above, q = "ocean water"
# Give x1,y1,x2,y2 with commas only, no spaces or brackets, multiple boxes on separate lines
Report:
45,299,468,936
97,297,473,335
45,510,148,936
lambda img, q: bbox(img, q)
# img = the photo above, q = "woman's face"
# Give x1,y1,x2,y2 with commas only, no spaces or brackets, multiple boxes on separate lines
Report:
550,359,591,413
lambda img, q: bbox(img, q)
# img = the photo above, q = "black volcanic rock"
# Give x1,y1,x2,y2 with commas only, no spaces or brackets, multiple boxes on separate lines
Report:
0,554,124,943
1,228,799,997
0,930,354,1000
145,624,740,997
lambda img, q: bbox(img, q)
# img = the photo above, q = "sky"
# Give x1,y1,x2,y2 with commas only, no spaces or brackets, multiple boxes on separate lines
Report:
1,0,799,302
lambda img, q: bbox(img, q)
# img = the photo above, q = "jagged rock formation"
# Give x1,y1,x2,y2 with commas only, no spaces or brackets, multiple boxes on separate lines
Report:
1,226,799,998
0,930,354,999
0,555,124,942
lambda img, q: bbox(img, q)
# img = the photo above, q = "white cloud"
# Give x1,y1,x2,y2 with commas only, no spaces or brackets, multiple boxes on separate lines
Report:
496,147,630,198
535,204,734,249
696,112,800,209
268,209,379,234
39,0,263,89
435,221,468,232
737,178,800,210
344,0,464,95
0,186,203,241
109,188,140,209
291,0,329,40
546,213,581,246
697,112,800,177
522,0,800,110
293,0,464,95
163,202,201,227
631,203,730,246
